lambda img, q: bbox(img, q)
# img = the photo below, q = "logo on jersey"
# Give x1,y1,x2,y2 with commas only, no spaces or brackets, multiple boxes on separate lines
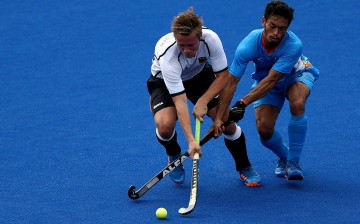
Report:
198,57,206,63
256,58,263,63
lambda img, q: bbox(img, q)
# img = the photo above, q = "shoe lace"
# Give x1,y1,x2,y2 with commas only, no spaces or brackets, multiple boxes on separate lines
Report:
273,158,286,168
288,160,302,170
242,167,258,176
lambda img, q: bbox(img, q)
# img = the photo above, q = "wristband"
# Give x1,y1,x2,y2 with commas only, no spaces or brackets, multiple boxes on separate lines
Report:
240,99,248,107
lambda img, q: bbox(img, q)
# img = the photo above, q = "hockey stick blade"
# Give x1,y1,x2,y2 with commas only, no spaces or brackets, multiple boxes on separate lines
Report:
128,185,139,199
127,152,190,200
178,154,199,215
178,204,195,215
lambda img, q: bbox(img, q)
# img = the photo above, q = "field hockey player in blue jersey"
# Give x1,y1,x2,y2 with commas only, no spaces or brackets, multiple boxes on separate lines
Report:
210,1,319,181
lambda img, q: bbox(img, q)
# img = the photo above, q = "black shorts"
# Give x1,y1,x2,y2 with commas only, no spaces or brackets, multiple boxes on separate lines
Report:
147,64,219,115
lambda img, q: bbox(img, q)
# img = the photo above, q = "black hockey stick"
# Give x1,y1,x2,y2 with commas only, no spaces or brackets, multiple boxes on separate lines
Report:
128,120,231,200
178,118,201,215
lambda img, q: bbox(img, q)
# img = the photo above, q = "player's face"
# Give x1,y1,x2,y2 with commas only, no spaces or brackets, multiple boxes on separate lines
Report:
262,15,289,47
175,31,200,58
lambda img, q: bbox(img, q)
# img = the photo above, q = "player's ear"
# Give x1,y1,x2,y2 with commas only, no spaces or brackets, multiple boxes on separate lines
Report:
261,16,266,27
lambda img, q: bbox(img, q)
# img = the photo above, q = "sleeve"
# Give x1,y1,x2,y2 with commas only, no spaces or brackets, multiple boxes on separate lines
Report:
229,33,256,78
159,53,185,95
206,31,228,73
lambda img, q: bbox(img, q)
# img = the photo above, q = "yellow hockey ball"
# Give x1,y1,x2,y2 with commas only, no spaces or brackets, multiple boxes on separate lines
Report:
156,207,167,219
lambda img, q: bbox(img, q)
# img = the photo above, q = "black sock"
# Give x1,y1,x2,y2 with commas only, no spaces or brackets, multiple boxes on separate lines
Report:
224,132,251,171
156,131,181,156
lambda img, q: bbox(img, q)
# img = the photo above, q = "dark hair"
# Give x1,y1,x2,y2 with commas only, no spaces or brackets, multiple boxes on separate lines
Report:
264,1,294,25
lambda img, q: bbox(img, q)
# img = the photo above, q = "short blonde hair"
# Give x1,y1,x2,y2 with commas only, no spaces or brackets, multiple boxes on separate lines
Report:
171,7,203,38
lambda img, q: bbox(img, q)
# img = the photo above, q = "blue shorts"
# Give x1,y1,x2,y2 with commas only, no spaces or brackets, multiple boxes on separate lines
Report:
252,71,317,109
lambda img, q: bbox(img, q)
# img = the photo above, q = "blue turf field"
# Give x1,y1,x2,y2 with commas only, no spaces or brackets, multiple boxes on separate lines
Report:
1,0,360,223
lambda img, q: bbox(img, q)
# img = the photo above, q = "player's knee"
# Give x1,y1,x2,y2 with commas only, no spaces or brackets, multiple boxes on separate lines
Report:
290,99,305,115
157,125,175,139
223,122,237,135
256,122,273,140
258,129,273,140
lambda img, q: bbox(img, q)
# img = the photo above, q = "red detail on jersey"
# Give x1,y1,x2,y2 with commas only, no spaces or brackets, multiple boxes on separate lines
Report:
262,31,284,55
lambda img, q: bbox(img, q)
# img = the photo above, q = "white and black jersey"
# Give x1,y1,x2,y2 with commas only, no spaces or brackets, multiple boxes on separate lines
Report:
151,27,228,96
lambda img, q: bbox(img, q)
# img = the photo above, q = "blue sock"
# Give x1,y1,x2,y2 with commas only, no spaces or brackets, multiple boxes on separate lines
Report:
260,130,288,159
288,114,308,162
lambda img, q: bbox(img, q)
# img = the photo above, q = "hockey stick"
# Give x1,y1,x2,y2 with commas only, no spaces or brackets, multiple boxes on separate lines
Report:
178,118,201,215
128,120,231,200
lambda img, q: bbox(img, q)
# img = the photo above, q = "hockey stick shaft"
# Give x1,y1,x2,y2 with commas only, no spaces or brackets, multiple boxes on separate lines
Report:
178,118,201,215
128,120,231,200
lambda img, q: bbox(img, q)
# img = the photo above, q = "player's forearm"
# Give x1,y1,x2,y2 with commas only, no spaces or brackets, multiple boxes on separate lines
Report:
216,77,237,121
197,72,229,105
173,95,196,143
242,75,278,104
178,110,196,144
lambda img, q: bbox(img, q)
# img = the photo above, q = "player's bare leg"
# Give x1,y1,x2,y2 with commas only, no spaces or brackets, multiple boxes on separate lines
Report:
154,106,185,184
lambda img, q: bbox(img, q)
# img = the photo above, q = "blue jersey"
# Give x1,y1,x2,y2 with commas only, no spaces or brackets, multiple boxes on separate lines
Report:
230,29,318,81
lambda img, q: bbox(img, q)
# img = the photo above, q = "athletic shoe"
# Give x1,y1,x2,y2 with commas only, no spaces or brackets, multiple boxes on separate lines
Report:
168,154,185,185
286,160,304,180
275,158,287,177
239,166,261,187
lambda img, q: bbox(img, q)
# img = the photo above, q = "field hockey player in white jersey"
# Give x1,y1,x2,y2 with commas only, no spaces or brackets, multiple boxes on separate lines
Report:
147,7,261,187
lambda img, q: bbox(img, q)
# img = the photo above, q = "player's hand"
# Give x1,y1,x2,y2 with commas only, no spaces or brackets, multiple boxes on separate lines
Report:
187,140,202,160
213,119,225,138
202,119,223,141
192,101,208,123
229,100,246,122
